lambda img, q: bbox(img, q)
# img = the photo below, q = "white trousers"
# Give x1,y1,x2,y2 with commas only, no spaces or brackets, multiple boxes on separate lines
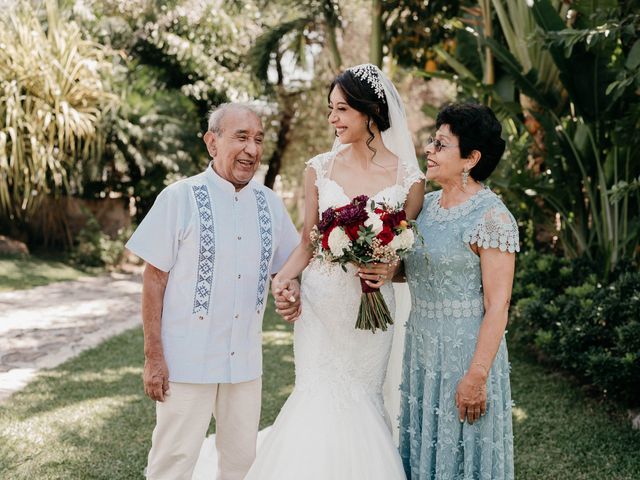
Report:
146,378,262,480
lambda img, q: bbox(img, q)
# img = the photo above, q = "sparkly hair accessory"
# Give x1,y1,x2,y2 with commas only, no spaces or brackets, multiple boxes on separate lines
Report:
348,63,386,103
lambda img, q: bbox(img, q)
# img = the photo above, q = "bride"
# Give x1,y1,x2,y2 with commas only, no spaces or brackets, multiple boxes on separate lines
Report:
242,64,424,479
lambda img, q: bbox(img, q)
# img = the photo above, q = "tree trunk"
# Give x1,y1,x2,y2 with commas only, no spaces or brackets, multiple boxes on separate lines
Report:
480,0,494,86
326,26,342,72
264,95,295,189
370,0,383,67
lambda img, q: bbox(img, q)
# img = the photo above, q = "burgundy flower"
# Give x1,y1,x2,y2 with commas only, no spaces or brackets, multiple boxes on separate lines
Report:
318,208,337,233
381,209,407,230
351,195,370,208
344,223,361,241
377,225,395,245
336,203,368,227
321,227,333,250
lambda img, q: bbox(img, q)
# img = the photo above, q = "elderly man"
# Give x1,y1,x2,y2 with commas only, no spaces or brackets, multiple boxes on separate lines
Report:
126,103,300,480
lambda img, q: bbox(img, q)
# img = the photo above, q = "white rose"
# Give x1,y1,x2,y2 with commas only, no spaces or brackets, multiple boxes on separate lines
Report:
364,209,384,234
389,228,415,251
328,227,352,257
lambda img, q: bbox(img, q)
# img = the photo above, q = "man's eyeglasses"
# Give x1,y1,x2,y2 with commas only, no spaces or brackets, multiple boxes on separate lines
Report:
426,137,458,153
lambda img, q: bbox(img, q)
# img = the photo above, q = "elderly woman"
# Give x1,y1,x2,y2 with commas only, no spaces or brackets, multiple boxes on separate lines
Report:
399,103,519,480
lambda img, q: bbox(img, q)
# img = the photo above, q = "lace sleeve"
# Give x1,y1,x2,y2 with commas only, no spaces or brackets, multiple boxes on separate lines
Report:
464,204,520,253
305,152,332,180
401,162,425,192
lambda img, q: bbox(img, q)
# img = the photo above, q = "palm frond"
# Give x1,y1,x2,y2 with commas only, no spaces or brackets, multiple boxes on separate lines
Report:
246,17,310,84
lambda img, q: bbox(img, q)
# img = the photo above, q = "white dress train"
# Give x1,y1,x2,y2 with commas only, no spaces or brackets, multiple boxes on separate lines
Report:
191,286,411,480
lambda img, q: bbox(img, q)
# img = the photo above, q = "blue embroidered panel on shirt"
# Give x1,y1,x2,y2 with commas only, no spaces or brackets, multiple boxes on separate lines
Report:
192,185,215,314
253,189,273,311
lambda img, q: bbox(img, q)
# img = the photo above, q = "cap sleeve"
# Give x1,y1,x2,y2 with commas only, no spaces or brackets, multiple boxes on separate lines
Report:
305,151,334,180
463,203,520,253
401,162,425,192
125,184,188,271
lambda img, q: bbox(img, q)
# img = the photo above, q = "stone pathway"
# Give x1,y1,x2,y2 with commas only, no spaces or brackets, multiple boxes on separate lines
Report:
0,272,142,403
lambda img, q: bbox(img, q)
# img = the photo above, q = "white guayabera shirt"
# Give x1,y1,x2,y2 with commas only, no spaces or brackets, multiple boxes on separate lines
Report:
126,163,299,384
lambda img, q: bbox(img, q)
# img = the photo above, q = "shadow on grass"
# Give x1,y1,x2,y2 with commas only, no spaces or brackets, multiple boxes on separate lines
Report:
0,329,151,479
8,328,145,420
510,353,640,480
0,296,295,479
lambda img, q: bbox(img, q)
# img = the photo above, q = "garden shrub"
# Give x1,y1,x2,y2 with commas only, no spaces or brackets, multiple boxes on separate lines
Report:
510,252,640,406
71,213,133,268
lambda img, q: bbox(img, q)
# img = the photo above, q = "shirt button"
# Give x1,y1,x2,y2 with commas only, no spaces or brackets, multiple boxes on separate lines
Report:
234,314,239,319
234,196,238,201
198,315,204,320
237,236,242,240
230,352,235,356
237,274,241,279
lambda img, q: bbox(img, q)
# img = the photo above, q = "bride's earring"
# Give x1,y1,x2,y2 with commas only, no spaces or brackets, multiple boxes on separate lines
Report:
462,168,469,188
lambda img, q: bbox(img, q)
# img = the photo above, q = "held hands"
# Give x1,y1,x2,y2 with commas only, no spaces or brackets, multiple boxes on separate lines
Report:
272,277,301,323
143,354,169,402
455,363,488,424
357,262,399,289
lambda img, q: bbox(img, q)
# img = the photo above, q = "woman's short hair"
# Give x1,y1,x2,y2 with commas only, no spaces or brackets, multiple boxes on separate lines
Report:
436,103,506,181
328,70,390,132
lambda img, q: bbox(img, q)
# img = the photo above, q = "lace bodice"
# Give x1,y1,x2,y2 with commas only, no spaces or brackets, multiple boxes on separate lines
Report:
307,150,424,213
290,152,422,423
406,188,519,310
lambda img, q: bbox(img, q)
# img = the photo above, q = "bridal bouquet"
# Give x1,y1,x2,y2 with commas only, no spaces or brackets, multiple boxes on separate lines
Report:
310,194,418,333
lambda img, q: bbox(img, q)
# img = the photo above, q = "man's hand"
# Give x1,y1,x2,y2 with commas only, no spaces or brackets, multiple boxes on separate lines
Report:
272,277,301,323
141,263,170,402
143,355,170,402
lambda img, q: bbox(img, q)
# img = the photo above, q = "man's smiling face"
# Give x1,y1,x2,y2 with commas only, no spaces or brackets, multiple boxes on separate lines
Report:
204,107,264,190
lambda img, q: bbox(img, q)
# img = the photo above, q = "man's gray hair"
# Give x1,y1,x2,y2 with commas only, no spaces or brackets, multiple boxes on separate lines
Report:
207,103,259,134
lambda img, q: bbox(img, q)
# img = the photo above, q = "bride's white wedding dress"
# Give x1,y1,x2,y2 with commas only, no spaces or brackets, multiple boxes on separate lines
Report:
239,151,422,480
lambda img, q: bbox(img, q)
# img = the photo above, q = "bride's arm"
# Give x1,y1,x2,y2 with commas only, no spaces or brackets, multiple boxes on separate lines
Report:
272,166,320,289
359,180,425,286
391,180,425,283
404,180,425,220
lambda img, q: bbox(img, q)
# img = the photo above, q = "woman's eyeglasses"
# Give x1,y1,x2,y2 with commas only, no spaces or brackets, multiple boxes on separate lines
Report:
426,137,458,153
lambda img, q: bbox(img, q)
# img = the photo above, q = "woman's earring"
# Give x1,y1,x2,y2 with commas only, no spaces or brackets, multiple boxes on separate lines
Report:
462,168,469,188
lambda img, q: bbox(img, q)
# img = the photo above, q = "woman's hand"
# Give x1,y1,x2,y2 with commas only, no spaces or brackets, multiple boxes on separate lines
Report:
271,276,301,323
357,261,399,288
455,364,488,424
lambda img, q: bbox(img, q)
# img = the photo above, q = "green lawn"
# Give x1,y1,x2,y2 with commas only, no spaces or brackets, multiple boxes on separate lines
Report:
0,298,638,479
0,255,89,291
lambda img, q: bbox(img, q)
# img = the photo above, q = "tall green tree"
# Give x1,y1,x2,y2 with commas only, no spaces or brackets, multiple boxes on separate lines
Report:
244,0,344,188
0,0,117,232
423,0,640,273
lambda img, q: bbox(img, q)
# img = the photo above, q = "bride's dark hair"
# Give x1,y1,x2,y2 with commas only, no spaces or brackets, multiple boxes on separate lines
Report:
329,70,390,155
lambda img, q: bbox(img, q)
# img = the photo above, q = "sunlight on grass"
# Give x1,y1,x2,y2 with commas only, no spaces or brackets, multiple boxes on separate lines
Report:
0,256,89,291
2,297,639,479
512,406,528,423
60,366,143,384
4,395,140,442
263,330,293,345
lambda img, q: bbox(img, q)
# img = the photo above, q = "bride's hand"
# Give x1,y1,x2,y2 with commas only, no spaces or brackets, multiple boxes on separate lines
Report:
272,277,301,323
357,262,398,288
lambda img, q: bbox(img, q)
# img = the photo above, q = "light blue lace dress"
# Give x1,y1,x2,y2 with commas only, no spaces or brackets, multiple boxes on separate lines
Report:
399,187,519,480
